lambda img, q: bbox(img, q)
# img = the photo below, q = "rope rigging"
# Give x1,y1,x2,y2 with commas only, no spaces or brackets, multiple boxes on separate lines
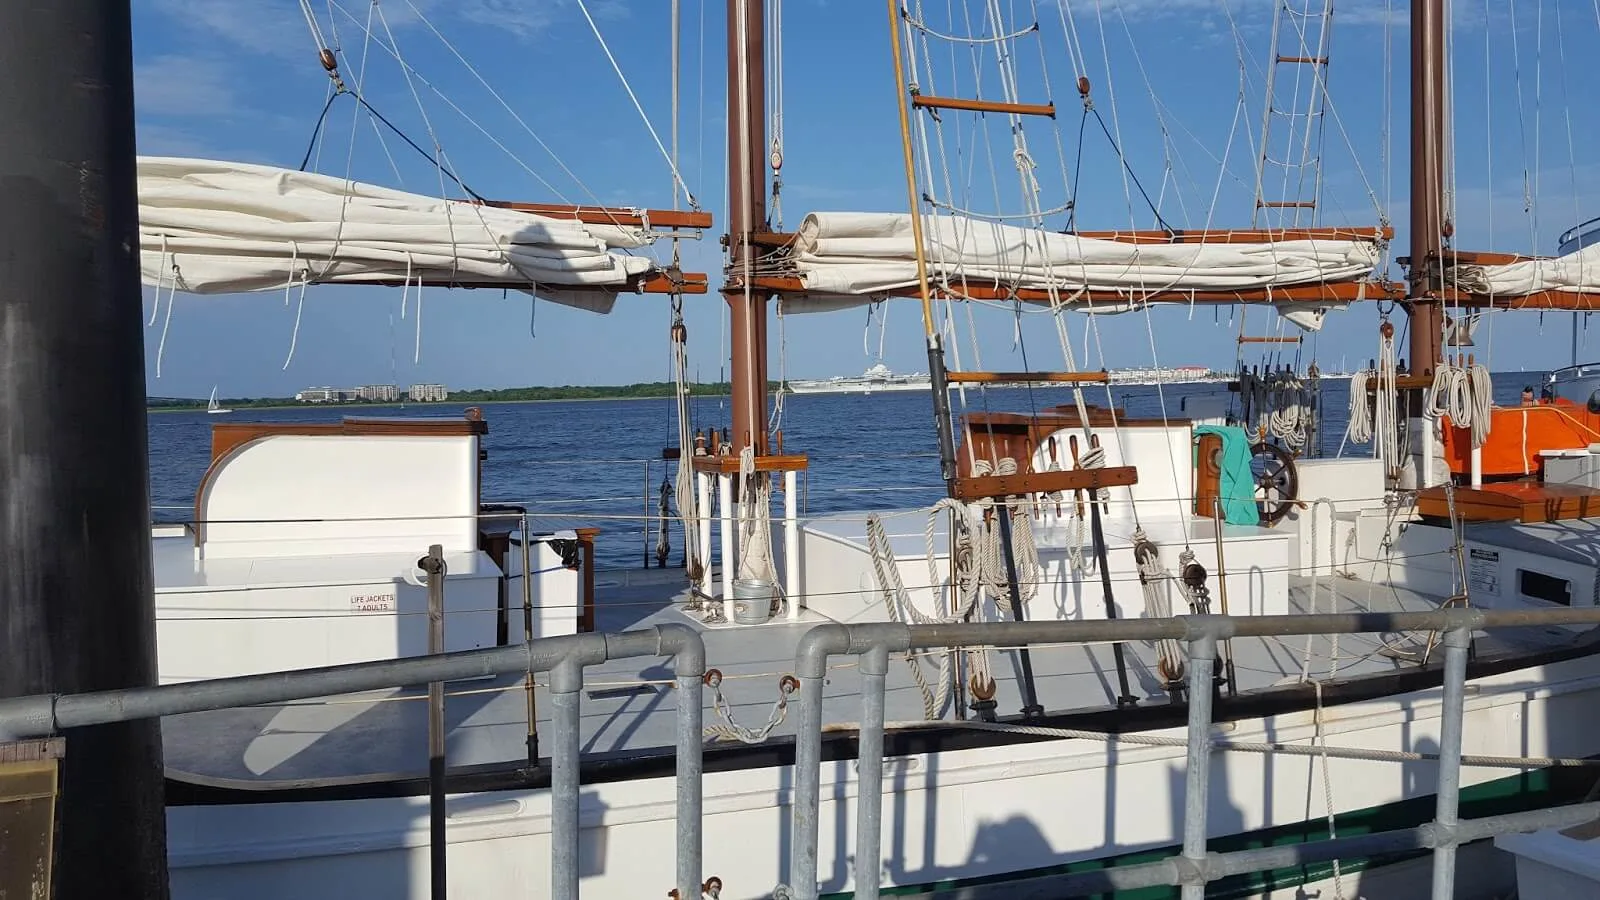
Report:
1239,365,1316,455
1345,320,1402,478
1426,359,1495,449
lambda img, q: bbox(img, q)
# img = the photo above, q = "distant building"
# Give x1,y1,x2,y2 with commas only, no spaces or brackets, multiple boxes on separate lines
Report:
408,383,448,402
295,387,343,403
358,384,400,402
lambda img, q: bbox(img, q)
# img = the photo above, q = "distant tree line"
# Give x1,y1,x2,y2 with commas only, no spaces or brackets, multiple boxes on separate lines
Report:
148,381,782,410
146,396,298,410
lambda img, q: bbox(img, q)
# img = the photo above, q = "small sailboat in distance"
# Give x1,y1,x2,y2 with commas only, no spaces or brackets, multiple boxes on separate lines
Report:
206,386,231,415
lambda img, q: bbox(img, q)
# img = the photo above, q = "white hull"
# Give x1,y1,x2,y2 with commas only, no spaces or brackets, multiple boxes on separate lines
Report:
167,652,1600,899
143,410,1600,900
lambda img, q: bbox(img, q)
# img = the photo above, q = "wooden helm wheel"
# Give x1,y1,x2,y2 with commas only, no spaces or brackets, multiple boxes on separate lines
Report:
1248,442,1298,526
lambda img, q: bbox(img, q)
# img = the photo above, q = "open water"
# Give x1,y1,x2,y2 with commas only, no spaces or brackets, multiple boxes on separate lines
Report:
148,375,1544,570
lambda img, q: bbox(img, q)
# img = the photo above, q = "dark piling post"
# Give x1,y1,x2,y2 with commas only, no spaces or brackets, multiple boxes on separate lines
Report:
0,2,169,898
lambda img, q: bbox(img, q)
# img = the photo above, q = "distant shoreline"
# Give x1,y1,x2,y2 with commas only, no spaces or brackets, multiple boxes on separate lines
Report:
148,395,732,413
147,384,748,413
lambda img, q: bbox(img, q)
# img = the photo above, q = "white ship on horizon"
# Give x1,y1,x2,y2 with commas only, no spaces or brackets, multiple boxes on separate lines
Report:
785,362,932,394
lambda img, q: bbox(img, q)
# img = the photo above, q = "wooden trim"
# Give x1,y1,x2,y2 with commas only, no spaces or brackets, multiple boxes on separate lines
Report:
751,275,1401,306
1237,336,1303,344
575,527,601,633
951,466,1139,502
958,406,1185,482
466,199,712,231
911,94,1055,118
209,416,489,463
1194,433,1224,519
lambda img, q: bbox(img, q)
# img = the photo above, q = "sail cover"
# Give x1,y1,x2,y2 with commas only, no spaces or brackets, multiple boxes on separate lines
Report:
1448,244,1600,297
782,212,1381,311
137,157,658,313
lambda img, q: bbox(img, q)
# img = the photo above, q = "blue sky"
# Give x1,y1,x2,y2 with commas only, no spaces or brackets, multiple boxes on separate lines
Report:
133,0,1600,398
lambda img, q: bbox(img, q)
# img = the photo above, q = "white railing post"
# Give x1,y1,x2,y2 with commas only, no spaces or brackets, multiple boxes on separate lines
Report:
1179,633,1219,900
1429,625,1472,900
784,468,801,618
718,473,734,619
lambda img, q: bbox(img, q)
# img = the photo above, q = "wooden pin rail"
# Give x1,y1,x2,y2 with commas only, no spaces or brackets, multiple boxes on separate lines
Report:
748,275,1400,306
468,199,713,231
911,94,1056,118
383,271,710,296
946,371,1110,385
749,224,1393,249
1345,372,1438,391
951,465,1138,503
691,453,809,475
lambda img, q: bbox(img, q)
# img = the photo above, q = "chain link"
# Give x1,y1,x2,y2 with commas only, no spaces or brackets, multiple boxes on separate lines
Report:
702,670,799,744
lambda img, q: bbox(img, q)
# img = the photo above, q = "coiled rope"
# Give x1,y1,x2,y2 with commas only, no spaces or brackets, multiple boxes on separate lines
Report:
1427,361,1495,448
1346,324,1400,474
863,458,1050,720
736,446,783,614
866,501,978,719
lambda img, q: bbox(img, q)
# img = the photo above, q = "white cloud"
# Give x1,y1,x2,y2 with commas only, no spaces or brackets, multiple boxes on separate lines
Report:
150,0,308,57
136,123,219,157
135,54,235,117
453,0,564,38
147,0,615,53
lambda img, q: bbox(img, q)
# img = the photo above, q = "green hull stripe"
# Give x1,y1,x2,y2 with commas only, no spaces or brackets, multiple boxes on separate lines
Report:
821,766,1594,899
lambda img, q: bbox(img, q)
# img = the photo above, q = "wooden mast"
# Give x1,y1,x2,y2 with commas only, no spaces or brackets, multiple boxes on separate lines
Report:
1408,0,1448,375
884,0,958,484
725,0,770,455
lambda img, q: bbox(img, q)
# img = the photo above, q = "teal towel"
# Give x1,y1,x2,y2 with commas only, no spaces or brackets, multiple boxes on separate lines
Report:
1194,425,1261,526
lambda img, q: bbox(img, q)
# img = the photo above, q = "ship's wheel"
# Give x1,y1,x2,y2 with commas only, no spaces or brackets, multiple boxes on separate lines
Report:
1248,442,1298,526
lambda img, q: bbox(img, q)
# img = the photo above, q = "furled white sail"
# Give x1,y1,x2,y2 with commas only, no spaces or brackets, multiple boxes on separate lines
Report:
781,212,1381,312
137,158,658,313
1448,244,1600,296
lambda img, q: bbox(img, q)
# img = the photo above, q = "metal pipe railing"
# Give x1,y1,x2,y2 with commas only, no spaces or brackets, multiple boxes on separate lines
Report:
1178,634,1218,900
7,606,1600,899
0,625,707,900
421,545,448,900
779,607,1600,900
1429,625,1471,900
855,644,891,900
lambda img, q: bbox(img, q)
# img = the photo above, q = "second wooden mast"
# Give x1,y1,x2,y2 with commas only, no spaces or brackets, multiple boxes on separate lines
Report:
1408,0,1449,376
725,0,771,456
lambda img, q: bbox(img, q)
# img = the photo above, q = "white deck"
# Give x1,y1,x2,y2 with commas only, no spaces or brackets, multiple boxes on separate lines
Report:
159,566,1581,787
